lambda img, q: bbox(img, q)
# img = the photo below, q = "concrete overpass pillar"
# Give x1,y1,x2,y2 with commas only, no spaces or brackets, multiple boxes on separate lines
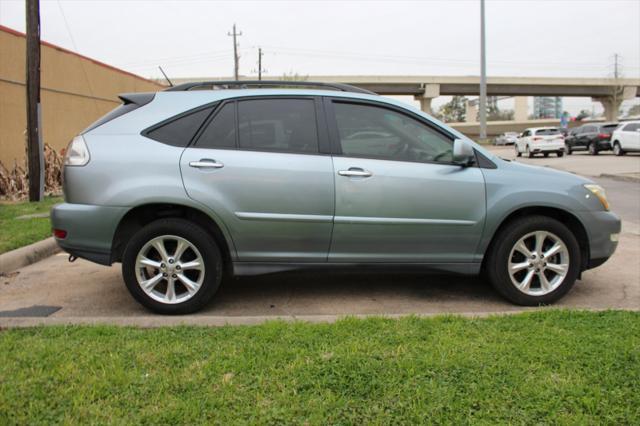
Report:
593,96,620,121
514,96,528,121
414,83,440,115
465,101,477,123
417,98,433,115
593,86,638,121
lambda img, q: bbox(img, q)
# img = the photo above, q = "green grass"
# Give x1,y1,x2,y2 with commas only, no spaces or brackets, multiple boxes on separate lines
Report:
0,196,62,254
1,310,638,424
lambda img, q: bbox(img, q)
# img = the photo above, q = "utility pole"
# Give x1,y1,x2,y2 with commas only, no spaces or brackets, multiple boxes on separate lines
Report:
613,53,620,79
26,0,43,201
479,0,487,141
227,24,242,80
258,48,263,81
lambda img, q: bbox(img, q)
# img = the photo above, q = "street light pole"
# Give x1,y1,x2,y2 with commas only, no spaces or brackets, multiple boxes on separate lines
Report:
479,0,487,141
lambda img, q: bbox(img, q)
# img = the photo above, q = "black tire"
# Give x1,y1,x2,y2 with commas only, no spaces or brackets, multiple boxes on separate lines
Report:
516,147,522,157
557,151,564,157
589,142,598,155
485,216,581,306
565,144,572,155
613,142,624,156
543,152,549,158
526,146,534,158
122,218,223,314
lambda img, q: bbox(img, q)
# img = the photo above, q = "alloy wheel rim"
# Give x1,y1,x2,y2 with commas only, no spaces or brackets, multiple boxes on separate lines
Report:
508,230,570,296
135,235,205,304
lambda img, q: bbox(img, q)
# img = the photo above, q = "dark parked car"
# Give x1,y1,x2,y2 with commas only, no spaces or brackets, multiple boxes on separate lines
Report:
565,123,619,155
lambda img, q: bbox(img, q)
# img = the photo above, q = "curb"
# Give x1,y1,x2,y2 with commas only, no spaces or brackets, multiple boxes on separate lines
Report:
0,308,638,328
0,237,60,275
600,173,640,183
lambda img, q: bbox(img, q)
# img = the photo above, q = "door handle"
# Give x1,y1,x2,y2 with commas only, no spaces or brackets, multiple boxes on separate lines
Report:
189,159,224,169
338,168,372,178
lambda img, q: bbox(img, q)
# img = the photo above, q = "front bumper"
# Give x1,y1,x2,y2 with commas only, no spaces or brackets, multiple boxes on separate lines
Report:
51,203,128,265
575,210,621,270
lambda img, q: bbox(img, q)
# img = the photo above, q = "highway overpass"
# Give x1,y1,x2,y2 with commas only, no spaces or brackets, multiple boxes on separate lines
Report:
172,75,640,122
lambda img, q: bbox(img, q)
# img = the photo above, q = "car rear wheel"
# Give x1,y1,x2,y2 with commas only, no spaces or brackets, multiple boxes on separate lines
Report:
543,152,549,158
589,142,598,155
122,218,223,314
613,142,624,156
485,216,581,306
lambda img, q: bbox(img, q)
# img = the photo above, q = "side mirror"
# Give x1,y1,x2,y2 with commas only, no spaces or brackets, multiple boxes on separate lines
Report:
453,139,475,166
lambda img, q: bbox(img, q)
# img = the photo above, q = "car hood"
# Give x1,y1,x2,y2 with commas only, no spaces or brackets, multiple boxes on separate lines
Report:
499,158,593,186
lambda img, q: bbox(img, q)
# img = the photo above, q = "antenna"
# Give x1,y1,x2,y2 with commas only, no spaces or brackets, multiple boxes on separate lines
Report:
158,66,173,87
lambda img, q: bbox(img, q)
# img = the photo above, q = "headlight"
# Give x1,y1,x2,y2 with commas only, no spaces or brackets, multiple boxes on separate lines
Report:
584,184,609,211
64,136,90,166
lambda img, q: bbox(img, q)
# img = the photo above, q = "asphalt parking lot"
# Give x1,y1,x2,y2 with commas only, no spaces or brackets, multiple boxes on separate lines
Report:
1,146,638,325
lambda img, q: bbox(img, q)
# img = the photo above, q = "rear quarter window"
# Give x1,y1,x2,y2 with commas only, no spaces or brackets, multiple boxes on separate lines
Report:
144,106,215,147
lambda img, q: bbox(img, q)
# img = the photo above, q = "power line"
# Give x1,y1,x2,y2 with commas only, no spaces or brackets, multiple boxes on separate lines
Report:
227,24,242,80
55,0,99,115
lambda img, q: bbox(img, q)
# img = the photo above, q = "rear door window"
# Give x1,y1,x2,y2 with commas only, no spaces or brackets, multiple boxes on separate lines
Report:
195,103,237,149
237,99,319,154
146,107,214,147
624,123,639,131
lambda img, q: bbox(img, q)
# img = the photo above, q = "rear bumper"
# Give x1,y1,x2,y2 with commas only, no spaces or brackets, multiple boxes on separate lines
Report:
529,143,564,153
575,210,621,270
50,203,128,266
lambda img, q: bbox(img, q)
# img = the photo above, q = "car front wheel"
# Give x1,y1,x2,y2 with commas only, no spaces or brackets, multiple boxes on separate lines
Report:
515,145,522,157
613,142,624,156
122,218,223,314
485,216,581,306
589,142,598,155
565,143,572,155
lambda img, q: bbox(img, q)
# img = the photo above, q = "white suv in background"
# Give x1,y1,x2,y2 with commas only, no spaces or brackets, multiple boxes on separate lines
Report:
515,127,565,158
611,121,640,156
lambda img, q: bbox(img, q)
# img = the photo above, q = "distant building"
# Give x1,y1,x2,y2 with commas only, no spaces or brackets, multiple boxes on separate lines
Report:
533,96,563,119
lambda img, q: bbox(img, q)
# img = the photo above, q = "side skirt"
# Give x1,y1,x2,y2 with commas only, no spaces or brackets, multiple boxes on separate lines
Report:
232,262,481,277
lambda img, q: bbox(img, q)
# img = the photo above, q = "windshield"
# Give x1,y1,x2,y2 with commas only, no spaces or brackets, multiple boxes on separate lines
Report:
535,128,561,136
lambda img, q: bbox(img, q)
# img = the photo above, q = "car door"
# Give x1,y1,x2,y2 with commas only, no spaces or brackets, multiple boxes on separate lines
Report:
582,125,595,147
180,97,335,262
324,98,486,263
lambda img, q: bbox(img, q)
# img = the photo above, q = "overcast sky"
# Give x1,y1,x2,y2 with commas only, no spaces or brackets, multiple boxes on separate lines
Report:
1,0,639,113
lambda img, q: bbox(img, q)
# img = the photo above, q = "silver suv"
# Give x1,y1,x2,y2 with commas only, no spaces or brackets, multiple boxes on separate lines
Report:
52,81,620,314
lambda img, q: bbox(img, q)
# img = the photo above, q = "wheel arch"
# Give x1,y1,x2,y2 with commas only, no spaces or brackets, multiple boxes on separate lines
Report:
481,206,590,272
111,203,234,268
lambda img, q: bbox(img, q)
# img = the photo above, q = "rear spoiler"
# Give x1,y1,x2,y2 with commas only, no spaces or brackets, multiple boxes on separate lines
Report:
118,92,155,106
82,92,156,133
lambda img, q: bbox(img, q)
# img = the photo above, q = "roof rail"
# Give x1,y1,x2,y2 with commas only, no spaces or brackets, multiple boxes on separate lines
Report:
164,80,377,95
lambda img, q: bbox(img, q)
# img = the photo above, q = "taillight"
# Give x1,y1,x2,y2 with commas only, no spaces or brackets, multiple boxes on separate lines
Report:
598,133,609,139
64,136,90,166
53,229,67,239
